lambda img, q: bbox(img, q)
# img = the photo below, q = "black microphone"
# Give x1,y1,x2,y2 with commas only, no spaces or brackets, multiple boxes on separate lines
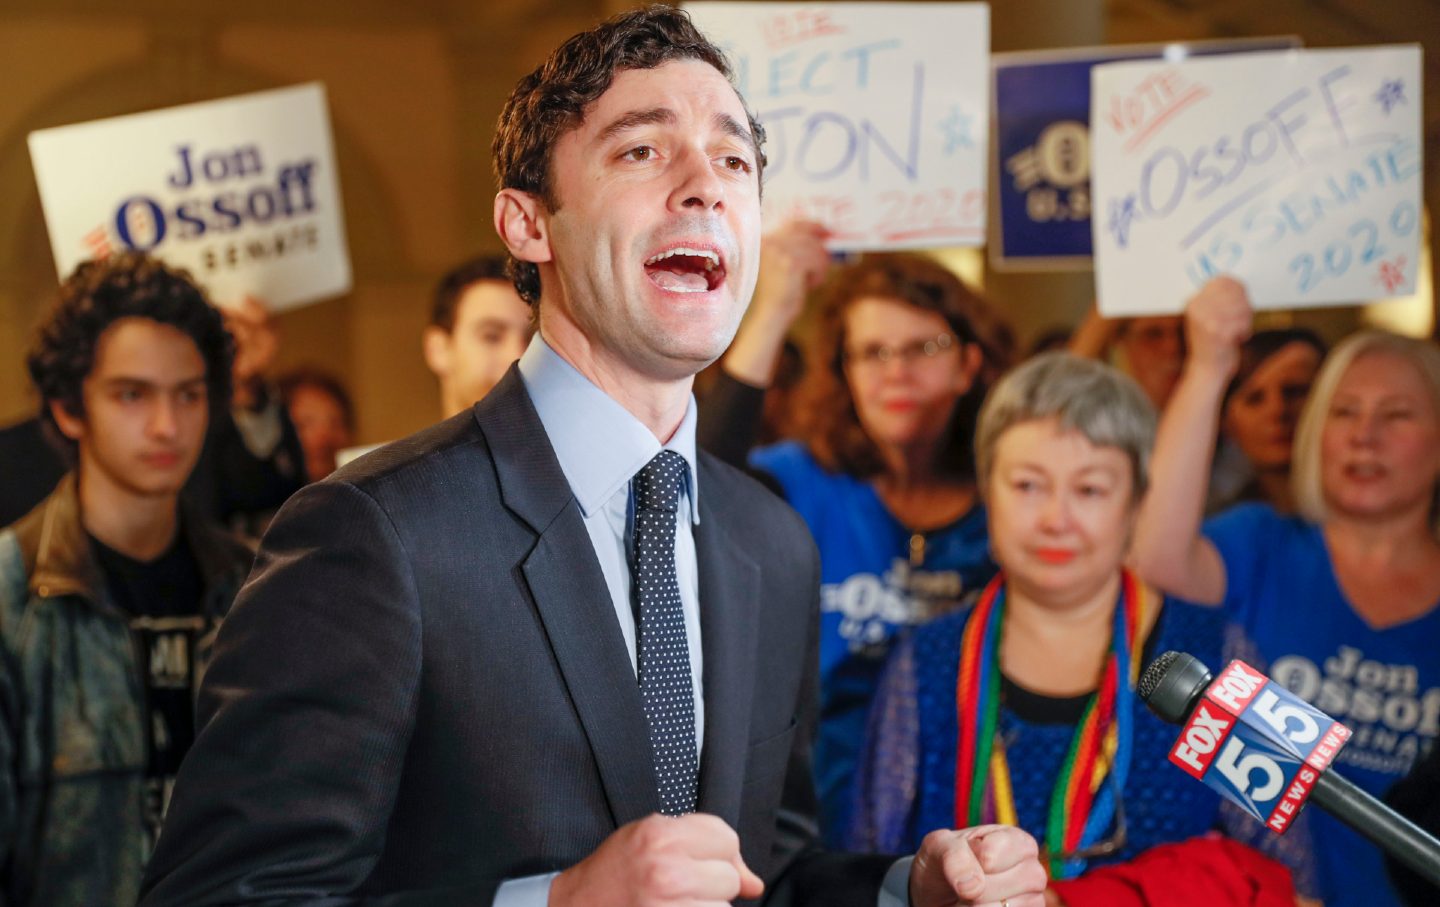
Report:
1140,650,1440,890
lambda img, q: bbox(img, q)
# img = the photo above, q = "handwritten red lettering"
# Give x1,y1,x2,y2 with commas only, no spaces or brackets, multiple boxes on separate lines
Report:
763,10,846,51
1106,69,1212,153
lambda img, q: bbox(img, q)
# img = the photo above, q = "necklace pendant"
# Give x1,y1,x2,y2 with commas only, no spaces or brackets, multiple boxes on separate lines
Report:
909,531,925,567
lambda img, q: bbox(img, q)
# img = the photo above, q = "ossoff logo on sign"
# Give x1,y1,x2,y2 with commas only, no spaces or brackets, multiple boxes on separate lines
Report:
114,144,319,259
29,83,351,312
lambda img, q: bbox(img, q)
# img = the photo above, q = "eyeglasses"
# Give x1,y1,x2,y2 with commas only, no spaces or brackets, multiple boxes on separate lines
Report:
844,333,958,368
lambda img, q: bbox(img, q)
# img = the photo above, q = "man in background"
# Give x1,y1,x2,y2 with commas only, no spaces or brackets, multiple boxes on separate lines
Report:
423,254,534,418
334,257,532,469
0,252,253,907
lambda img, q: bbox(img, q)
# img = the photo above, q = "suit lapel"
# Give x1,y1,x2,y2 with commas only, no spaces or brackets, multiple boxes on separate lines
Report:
478,369,661,827
695,457,761,827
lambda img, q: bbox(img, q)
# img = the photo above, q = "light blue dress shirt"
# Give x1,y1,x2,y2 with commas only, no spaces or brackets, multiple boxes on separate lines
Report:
494,336,704,905
494,336,912,907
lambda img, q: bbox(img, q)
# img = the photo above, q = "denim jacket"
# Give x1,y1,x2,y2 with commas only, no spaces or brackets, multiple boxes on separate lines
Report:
0,474,252,907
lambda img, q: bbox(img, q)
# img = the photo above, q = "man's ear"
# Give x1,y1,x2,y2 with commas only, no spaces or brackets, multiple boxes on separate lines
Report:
49,399,85,442
422,326,451,378
494,189,552,265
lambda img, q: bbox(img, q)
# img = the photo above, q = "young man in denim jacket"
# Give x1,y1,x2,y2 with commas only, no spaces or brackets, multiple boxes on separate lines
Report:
0,252,254,907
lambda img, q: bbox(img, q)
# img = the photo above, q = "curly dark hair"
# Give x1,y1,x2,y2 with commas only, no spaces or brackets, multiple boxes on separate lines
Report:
491,3,766,305
795,253,1009,482
28,252,234,456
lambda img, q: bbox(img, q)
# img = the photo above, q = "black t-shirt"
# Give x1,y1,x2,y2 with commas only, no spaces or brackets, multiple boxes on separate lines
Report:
89,530,206,849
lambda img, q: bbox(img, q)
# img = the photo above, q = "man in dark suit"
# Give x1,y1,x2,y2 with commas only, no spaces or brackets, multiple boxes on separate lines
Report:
139,7,1046,907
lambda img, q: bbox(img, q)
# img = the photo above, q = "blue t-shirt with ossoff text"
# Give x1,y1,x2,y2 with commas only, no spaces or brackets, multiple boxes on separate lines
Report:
750,441,997,845
1204,503,1440,907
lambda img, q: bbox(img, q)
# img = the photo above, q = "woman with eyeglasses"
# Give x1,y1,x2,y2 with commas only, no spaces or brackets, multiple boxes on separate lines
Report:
736,252,1007,846
847,353,1291,903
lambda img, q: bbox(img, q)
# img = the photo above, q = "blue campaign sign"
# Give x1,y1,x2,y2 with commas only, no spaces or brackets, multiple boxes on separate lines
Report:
991,37,1297,271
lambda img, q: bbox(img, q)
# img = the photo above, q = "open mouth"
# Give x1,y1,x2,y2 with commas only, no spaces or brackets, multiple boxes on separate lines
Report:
1343,462,1387,481
644,246,725,293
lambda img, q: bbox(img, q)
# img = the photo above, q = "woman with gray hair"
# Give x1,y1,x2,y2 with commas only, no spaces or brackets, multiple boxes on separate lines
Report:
1132,277,1440,907
850,353,1277,901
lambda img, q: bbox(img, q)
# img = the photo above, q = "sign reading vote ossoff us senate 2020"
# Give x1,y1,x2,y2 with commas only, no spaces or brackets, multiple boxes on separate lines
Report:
685,2,990,251
28,83,351,312
1090,46,1422,316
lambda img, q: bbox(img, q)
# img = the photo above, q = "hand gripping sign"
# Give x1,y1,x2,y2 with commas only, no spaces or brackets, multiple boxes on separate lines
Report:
1169,659,1351,834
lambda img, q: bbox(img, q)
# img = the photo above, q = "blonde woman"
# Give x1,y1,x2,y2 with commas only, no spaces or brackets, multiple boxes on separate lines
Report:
1132,277,1440,907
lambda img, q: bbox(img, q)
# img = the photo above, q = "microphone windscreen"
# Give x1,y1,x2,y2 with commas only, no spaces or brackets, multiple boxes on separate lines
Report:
1140,650,1213,724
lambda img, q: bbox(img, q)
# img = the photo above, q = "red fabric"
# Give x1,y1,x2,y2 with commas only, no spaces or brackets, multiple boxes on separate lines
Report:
1048,835,1295,907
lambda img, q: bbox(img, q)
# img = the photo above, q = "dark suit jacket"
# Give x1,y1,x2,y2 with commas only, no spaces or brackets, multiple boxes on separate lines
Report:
139,370,892,906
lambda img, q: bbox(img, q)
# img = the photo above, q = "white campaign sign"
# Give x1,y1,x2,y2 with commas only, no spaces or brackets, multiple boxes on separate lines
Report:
686,2,990,250
1091,46,1422,316
28,83,351,312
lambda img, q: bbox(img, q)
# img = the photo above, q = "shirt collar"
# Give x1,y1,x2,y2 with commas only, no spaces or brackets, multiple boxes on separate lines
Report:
517,334,700,523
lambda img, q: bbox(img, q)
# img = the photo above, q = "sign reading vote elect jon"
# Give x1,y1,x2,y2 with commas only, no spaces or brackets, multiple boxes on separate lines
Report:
28,83,351,311
1091,46,1422,316
686,2,989,250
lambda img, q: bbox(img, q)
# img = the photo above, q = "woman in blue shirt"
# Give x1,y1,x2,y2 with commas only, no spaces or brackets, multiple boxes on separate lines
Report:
744,253,1007,844
1133,276,1440,907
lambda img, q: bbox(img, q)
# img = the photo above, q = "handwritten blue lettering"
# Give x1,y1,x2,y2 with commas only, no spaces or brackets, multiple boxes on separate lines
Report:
859,65,923,180
1104,65,1411,253
1140,147,1186,217
1107,194,1141,249
758,62,924,184
796,112,857,181
839,39,900,90
1283,199,1417,295
736,38,903,101
1319,66,1355,146
1375,78,1407,115
1189,142,1419,294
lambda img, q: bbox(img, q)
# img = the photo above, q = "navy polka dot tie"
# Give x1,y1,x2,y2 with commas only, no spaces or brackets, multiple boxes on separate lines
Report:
632,450,698,816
